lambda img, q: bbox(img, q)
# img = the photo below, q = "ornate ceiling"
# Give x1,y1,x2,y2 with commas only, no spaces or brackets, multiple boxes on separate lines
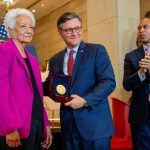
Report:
0,0,71,23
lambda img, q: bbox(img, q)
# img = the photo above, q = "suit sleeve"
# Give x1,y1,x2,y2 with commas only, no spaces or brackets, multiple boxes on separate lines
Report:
83,45,116,106
0,46,23,136
122,53,149,91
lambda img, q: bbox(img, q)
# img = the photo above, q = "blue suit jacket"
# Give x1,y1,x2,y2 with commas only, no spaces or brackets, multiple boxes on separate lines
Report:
123,46,150,124
44,41,116,141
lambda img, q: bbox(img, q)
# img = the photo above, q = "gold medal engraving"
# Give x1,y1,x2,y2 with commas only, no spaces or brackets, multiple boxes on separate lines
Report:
56,85,66,95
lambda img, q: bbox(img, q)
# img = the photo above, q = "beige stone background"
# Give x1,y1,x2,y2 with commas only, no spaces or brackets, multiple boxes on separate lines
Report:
31,0,150,121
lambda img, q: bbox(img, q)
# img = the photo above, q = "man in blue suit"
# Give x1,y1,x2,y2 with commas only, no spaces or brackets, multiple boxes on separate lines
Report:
123,17,150,150
44,12,116,150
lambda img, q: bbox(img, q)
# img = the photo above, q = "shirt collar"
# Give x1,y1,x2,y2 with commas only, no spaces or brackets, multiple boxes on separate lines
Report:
143,44,150,51
66,44,80,55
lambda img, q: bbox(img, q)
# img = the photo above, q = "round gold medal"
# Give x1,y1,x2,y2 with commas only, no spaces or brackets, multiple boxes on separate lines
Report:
56,85,66,95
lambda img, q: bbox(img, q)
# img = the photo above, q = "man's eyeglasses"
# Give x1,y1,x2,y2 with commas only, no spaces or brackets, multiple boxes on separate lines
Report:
60,26,82,34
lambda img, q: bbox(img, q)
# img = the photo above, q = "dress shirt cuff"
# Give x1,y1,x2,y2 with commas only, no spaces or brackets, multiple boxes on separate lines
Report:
138,70,146,81
83,99,88,107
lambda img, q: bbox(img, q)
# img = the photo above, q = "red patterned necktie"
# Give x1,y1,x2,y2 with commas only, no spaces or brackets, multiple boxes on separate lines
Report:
67,50,74,76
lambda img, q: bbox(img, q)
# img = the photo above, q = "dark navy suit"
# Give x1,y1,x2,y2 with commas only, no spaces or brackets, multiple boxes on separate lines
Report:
123,46,150,150
44,41,116,150
26,44,38,60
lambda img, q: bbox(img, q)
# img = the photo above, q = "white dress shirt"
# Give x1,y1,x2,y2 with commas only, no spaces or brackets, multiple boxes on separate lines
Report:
63,44,80,75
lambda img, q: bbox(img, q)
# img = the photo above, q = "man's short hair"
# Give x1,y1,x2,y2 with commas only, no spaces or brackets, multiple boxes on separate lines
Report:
145,10,150,18
57,12,82,29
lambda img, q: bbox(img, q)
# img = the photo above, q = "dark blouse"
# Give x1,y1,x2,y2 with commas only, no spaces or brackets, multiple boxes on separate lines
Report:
24,58,43,121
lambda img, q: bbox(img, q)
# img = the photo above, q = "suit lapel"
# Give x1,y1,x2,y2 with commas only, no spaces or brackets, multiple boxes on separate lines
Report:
52,50,66,74
26,51,43,98
8,40,30,79
58,50,66,74
135,46,145,61
71,41,86,84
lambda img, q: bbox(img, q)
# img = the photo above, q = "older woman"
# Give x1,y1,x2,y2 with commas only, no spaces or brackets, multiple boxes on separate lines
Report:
0,8,52,149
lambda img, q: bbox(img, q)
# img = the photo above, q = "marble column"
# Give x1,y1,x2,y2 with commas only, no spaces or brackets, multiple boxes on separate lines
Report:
87,0,140,102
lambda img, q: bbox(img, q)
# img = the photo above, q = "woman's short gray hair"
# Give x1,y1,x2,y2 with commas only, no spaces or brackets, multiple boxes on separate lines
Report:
4,8,35,32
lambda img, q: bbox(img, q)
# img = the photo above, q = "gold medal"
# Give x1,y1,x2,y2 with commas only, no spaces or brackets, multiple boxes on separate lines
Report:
56,85,66,95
